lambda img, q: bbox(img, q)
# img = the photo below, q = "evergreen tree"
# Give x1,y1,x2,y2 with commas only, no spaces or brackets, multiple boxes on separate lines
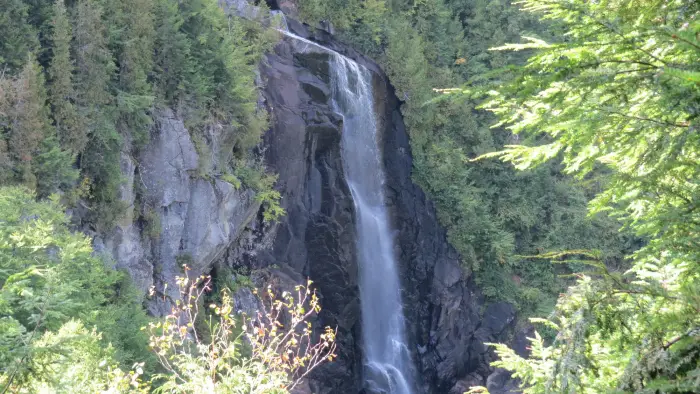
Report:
8,54,53,187
73,0,115,111
0,76,15,183
0,0,38,73
451,0,700,391
48,0,85,154
152,0,192,104
33,134,78,198
72,0,123,229
103,0,156,148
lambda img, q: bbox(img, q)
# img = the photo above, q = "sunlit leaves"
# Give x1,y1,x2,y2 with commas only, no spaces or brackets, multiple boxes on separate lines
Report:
453,0,700,391
0,187,147,392
148,275,336,393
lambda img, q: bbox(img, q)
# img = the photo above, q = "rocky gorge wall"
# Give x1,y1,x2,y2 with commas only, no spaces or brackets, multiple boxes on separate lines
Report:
97,2,522,392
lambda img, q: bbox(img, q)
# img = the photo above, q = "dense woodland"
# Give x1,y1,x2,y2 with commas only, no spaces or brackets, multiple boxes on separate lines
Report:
0,0,698,392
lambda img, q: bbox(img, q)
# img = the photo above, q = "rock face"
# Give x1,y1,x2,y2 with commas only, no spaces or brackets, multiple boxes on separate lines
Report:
101,2,519,392
99,109,260,312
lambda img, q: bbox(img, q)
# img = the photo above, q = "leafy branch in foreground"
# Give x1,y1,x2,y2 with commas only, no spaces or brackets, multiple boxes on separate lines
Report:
440,0,700,392
0,186,151,394
147,269,336,393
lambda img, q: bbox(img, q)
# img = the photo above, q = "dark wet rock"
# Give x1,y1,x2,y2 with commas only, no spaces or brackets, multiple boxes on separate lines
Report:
512,323,536,358
487,369,520,394
450,373,486,394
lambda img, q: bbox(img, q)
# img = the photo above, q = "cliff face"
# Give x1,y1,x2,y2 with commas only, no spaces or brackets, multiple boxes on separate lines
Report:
95,108,261,315
98,3,518,392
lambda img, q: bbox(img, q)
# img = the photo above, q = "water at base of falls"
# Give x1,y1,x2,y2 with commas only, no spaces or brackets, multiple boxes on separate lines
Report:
273,16,415,393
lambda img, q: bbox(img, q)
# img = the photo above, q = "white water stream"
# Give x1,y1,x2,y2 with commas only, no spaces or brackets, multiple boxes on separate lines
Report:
276,19,415,394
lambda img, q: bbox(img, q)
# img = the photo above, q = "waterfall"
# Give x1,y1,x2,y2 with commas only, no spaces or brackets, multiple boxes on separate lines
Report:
331,55,415,394
275,20,415,394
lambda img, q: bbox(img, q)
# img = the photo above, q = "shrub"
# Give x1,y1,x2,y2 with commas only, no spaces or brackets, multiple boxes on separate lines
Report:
147,269,336,393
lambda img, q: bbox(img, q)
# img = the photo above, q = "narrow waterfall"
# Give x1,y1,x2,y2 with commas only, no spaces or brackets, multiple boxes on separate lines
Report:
330,55,415,394
275,21,415,393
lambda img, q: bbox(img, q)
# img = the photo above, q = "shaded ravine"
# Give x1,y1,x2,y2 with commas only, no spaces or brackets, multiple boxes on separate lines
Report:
276,24,415,393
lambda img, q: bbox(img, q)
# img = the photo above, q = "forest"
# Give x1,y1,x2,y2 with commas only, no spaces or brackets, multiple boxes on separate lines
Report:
0,0,698,393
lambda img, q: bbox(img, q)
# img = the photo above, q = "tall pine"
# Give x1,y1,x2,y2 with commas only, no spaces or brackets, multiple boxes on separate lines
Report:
152,0,192,105
103,0,156,148
73,0,123,229
48,0,85,154
8,55,52,187
0,0,38,73
0,74,14,182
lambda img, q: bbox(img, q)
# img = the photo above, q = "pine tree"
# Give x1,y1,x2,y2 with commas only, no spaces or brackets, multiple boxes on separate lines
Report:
73,0,115,111
0,75,14,183
72,0,123,229
48,0,85,154
34,133,79,198
103,0,156,148
8,54,53,187
152,0,192,104
0,0,38,73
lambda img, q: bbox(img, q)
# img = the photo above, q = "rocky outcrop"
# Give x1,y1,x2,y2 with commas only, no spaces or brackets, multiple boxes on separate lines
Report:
227,29,363,392
380,68,518,391
98,109,260,312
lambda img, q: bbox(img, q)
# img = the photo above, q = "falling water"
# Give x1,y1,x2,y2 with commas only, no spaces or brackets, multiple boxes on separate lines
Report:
331,55,415,394
275,18,415,394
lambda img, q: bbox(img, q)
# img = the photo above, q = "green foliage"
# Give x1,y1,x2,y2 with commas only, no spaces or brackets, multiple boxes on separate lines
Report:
0,187,151,391
444,0,700,391
0,53,78,198
0,0,37,72
143,207,162,240
256,188,285,223
47,0,85,154
234,162,285,222
157,0,275,170
221,173,242,189
103,0,157,149
6,55,54,187
213,267,253,298
33,134,79,198
72,0,125,230
14,320,146,394
299,0,388,55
